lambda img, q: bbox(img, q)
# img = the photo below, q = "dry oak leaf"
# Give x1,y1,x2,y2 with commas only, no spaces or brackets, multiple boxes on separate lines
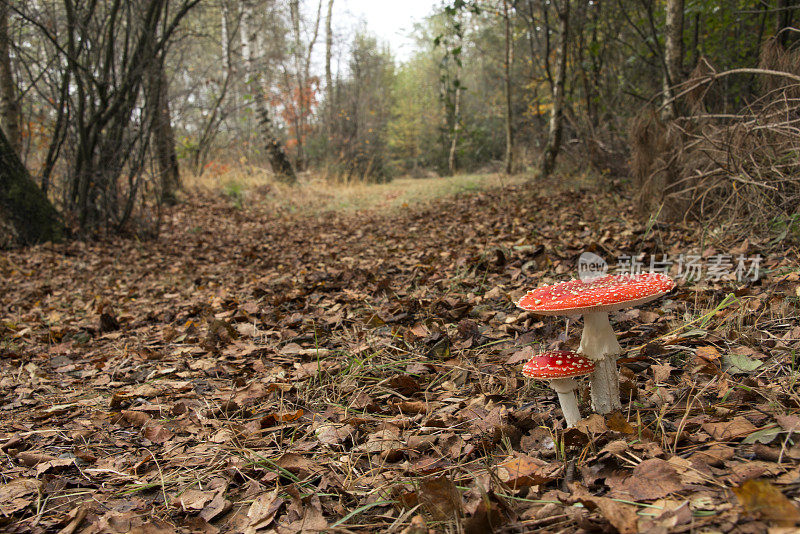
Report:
605,411,636,434
276,493,328,533
199,491,231,522
701,417,758,441
172,489,216,512
574,413,608,435
121,410,152,427
314,423,355,446
608,458,685,501
695,346,722,361
0,478,41,517
568,484,638,534
496,454,561,490
247,490,285,530
418,476,463,521
16,450,57,466
733,479,800,527
274,452,319,478
144,424,174,444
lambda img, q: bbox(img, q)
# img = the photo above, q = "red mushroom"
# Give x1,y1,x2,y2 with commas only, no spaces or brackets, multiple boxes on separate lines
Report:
517,273,675,414
523,350,595,427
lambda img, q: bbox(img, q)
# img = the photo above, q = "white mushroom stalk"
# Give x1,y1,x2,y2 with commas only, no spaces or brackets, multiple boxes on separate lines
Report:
548,378,582,428
579,311,623,414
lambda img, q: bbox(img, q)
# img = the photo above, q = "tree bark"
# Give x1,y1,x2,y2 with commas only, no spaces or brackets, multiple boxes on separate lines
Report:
0,1,21,154
325,0,334,136
447,80,461,175
503,0,514,175
539,0,570,178
662,0,684,119
775,0,796,46
289,0,305,168
148,56,181,204
0,127,63,247
240,0,296,183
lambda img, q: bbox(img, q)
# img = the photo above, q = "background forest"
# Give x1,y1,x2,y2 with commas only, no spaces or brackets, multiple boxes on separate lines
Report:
2,0,800,241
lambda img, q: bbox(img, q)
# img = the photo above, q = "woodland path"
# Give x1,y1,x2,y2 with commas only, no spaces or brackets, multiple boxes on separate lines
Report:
1,181,799,532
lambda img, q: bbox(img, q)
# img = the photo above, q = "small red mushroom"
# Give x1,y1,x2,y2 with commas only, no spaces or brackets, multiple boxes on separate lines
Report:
517,273,675,414
523,350,595,427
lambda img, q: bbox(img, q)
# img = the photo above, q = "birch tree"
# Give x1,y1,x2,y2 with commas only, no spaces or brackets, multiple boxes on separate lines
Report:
240,0,296,183
503,0,513,175
662,0,683,119
540,0,570,177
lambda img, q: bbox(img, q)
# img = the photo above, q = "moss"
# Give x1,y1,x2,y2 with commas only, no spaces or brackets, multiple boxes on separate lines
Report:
0,128,64,247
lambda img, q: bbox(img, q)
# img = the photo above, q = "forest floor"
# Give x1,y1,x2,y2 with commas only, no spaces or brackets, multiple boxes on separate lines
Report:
1,172,800,533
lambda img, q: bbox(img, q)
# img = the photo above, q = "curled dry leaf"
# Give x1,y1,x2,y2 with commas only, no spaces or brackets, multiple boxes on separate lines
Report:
247,490,285,530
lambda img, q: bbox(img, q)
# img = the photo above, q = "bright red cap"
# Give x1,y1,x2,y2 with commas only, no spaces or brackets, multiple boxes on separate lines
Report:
522,350,595,379
516,273,675,316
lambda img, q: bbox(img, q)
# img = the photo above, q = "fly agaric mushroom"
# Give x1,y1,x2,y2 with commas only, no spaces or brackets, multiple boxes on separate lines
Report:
517,273,675,414
523,350,595,427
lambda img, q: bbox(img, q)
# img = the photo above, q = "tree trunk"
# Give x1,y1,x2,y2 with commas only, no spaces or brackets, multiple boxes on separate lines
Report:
240,0,296,184
775,0,796,46
448,81,461,175
503,0,514,175
662,0,684,119
289,0,305,169
148,57,180,204
325,0,334,136
0,1,21,154
539,0,570,178
0,127,63,247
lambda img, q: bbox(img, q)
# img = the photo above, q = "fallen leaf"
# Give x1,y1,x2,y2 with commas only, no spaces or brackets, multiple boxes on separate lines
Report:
733,479,800,527
418,476,463,521
573,413,607,435
496,454,561,489
721,353,762,374
122,410,152,427
608,458,685,500
144,424,174,444
569,484,638,534
247,490,285,530
695,346,722,361
605,412,636,434
172,489,216,512
702,417,758,441
0,478,41,517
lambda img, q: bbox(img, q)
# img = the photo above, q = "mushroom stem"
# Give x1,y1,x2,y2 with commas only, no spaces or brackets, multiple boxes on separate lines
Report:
578,311,622,414
549,377,582,428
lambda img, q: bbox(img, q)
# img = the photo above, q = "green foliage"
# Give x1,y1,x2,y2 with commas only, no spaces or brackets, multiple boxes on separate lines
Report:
769,213,800,245
387,54,443,173
222,180,245,209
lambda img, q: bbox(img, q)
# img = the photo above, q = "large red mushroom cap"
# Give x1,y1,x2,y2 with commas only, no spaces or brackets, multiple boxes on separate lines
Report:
517,273,675,316
522,350,595,379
